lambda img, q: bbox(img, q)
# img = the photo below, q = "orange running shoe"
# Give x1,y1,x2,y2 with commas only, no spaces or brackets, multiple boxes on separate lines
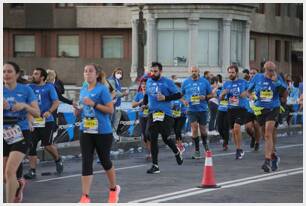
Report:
108,185,121,203
79,194,91,203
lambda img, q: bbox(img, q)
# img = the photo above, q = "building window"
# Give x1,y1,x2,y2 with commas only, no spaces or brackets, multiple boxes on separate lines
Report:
102,36,124,58
250,39,256,61
275,40,281,62
14,35,35,57
56,3,75,8
58,35,79,57
197,19,220,66
10,3,25,9
275,4,281,16
157,19,188,66
284,41,290,62
284,4,291,17
296,4,303,20
256,4,265,14
230,21,244,66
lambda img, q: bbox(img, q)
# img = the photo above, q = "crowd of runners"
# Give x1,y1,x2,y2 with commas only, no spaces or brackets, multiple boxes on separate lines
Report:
3,60,303,203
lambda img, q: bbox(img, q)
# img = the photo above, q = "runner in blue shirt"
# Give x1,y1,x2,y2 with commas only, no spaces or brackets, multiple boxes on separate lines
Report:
24,68,63,180
182,66,212,159
132,80,151,160
220,65,248,160
248,61,287,173
244,67,261,152
3,62,40,203
171,81,187,153
143,62,183,174
216,83,230,151
74,64,120,203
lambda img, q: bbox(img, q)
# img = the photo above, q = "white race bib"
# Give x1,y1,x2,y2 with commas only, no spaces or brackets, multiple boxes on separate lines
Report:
153,111,165,122
4,125,24,145
33,117,46,128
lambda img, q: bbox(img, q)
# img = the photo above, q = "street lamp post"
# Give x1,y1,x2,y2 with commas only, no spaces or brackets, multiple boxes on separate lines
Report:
137,5,145,80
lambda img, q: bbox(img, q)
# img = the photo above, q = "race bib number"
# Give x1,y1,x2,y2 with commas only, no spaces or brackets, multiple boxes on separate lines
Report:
143,108,149,117
84,118,99,134
191,95,200,105
220,100,228,106
33,117,46,128
153,111,165,122
229,96,239,106
172,110,181,118
260,90,273,102
4,125,24,145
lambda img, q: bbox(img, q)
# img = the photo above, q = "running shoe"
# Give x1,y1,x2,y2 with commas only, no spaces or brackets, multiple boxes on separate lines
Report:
23,169,36,180
192,151,201,159
108,185,121,203
14,178,26,203
261,159,271,173
147,164,160,174
55,157,64,174
175,151,183,165
271,153,280,171
223,144,228,151
177,143,185,153
254,143,259,152
236,149,245,160
250,137,255,148
79,194,91,203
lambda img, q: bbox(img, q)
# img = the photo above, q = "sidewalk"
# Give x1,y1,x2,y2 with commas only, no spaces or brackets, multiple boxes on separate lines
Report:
35,124,302,162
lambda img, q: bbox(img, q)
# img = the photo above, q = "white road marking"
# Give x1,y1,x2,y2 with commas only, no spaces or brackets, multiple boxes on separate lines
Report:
130,167,303,203
36,164,147,183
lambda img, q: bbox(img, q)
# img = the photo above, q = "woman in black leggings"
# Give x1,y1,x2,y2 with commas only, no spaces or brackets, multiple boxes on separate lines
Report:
74,64,120,203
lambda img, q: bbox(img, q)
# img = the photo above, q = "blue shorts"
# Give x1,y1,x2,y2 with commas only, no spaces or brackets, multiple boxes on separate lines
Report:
187,111,208,126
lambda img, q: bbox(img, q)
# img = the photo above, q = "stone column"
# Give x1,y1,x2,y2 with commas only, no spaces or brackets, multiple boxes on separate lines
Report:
130,18,138,81
146,16,156,69
188,17,199,67
242,20,251,69
222,18,232,72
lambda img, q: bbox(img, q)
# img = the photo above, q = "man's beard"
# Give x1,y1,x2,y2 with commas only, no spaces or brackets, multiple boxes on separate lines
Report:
152,74,160,81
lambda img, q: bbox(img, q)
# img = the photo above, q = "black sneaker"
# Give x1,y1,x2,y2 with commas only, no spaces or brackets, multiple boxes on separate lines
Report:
250,137,255,148
175,151,183,165
261,160,271,173
271,154,280,171
23,169,36,180
55,157,64,174
254,143,259,152
147,164,160,174
235,149,240,160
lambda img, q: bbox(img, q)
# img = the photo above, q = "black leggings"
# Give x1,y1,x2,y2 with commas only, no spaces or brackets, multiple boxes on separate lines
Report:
148,114,179,165
80,133,113,176
173,116,186,141
217,111,229,145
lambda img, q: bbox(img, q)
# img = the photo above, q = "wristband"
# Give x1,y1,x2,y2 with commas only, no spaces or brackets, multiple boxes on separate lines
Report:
93,102,98,109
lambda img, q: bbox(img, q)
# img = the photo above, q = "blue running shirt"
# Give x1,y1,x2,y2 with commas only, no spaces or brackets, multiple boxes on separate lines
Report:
181,77,212,112
146,77,179,117
4,83,37,130
79,83,113,134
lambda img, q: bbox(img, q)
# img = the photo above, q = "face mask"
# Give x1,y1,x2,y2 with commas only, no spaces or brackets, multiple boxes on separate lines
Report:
115,73,122,80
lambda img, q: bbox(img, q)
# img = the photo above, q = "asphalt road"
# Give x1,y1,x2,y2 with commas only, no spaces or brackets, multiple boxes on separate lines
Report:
18,131,303,203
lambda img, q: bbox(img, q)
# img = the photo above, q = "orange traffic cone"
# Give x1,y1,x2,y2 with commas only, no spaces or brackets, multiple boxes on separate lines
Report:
199,150,220,188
